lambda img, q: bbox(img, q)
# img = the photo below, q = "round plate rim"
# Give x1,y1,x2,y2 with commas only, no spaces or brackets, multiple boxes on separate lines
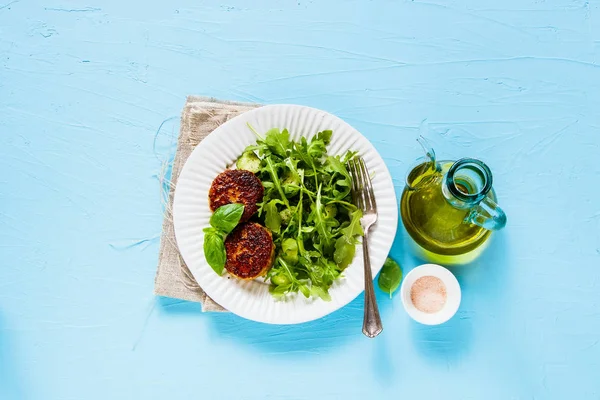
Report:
173,104,398,324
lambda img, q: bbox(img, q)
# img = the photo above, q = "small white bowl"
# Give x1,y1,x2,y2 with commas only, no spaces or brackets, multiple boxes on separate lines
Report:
400,263,461,325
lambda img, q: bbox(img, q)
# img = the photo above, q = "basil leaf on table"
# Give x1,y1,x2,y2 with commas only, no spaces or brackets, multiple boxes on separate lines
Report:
204,231,226,275
209,203,245,234
378,257,402,298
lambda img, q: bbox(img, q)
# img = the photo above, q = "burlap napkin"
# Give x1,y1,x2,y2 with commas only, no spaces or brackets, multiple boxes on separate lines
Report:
154,96,260,312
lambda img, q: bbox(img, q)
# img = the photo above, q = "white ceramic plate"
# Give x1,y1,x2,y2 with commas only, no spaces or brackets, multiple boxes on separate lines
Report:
173,104,398,324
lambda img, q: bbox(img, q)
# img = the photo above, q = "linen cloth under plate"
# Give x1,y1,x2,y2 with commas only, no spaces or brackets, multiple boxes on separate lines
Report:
154,96,260,312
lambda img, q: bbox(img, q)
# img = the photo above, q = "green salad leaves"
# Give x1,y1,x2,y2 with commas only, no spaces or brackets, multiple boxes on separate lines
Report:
243,126,362,301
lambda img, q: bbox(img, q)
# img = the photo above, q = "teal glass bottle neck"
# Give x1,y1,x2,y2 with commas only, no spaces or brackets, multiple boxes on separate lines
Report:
442,158,493,209
441,158,507,231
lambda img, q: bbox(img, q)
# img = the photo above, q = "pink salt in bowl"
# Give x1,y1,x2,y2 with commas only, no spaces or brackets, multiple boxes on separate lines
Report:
400,263,461,325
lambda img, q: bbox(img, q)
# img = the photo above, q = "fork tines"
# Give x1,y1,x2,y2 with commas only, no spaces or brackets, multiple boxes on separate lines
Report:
348,157,377,215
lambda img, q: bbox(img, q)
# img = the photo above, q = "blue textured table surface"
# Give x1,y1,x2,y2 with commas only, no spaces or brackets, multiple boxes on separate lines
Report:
1,1,600,399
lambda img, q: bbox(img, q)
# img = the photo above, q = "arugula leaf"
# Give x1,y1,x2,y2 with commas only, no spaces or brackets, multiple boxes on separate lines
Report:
265,157,290,209
342,150,358,163
269,282,292,299
244,126,364,301
210,203,245,234
292,137,315,168
378,257,402,297
310,285,332,301
333,209,363,268
309,184,334,253
281,238,299,264
325,156,350,179
324,204,337,219
204,231,226,275
264,200,282,234
341,209,364,238
333,236,356,269
317,130,332,144
325,156,352,199
299,284,311,298
264,128,290,158
307,136,327,160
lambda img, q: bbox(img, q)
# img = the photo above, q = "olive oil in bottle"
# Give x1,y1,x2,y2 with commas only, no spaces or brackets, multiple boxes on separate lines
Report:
400,138,506,265
401,161,494,265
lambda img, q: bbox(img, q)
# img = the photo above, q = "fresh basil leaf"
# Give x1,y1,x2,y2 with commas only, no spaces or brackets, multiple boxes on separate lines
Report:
264,200,282,234
210,203,245,234
204,232,226,275
378,257,402,297
203,227,218,234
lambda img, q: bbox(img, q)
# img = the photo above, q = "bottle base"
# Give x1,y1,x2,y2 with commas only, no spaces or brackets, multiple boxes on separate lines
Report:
406,234,491,266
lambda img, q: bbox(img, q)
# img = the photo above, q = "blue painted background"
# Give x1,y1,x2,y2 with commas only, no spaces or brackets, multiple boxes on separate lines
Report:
1,1,599,399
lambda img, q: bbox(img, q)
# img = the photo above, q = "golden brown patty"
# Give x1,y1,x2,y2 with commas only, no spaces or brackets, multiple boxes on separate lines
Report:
225,222,274,280
208,169,263,222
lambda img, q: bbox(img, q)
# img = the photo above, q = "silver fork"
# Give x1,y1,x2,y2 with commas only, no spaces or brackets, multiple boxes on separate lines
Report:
348,156,383,338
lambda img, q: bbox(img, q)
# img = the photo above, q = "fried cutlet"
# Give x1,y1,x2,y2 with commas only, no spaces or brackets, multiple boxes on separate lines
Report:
208,169,263,222
224,222,275,279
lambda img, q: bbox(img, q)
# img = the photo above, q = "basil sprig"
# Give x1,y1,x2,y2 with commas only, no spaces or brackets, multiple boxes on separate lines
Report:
204,204,244,275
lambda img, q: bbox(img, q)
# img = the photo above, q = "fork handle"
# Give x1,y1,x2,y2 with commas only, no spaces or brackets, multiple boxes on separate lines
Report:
361,232,383,338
